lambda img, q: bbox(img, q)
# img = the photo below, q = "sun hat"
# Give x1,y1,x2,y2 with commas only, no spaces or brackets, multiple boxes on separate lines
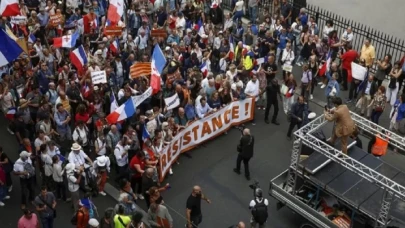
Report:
71,143,82,151
96,156,107,167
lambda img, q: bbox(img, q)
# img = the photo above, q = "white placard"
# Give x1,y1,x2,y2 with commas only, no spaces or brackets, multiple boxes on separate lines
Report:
351,62,367,81
91,71,107,84
11,16,27,25
164,93,180,110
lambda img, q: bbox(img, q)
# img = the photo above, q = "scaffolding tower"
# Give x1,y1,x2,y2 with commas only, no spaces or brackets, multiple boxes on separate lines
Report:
285,111,405,228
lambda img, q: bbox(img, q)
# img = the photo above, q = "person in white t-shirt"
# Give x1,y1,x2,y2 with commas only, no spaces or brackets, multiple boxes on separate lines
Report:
65,163,83,210
68,143,93,170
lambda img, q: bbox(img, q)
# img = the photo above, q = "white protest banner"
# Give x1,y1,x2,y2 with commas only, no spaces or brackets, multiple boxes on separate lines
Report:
351,62,367,80
164,93,180,110
91,71,107,84
158,98,255,181
11,16,27,25
132,87,153,107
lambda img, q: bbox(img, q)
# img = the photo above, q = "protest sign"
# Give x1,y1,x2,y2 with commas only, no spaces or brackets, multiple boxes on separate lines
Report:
158,98,255,181
49,14,63,27
351,62,367,80
91,71,107,84
151,29,167,38
104,26,123,36
164,93,180,110
11,16,27,25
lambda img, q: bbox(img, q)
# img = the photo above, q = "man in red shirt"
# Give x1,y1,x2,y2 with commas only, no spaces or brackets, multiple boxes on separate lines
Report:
129,152,146,200
340,43,358,91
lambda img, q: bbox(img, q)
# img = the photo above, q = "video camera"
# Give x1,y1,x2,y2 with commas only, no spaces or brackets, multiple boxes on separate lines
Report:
236,124,246,135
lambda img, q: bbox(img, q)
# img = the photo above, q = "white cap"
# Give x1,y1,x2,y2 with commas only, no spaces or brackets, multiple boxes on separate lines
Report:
165,46,171,51
19,151,31,158
88,218,99,227
96,156,107,167
308,112,317,119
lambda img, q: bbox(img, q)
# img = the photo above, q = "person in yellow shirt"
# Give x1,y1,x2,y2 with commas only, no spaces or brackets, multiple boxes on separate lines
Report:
114,204,131,228
360,38,376,68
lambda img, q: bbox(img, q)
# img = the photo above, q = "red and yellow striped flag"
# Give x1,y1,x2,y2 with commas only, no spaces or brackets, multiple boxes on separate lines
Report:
130,62,151,78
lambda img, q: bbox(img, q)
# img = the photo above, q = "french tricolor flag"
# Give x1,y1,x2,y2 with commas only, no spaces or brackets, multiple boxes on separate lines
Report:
110,92,118,114
82,83,91,98
110,38,119,54
106,97,136,124
319,51,332,77
200,62,208,78
151,44,167,95
286,87,294,98
228,36,234,60
53,31,79,48
70,45,88,73
0,0,20,17
142,125,150,142
28,34,36,43
5,107,16,120
197,19,205,37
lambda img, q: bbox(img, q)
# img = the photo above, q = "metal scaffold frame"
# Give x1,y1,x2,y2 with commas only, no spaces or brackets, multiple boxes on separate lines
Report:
284,111,405,227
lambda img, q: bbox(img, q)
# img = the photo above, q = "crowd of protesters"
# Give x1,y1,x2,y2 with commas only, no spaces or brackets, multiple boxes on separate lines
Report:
0,0,404,227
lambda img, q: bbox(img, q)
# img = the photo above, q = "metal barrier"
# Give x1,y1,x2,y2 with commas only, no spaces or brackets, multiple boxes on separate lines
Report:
221,0,405,72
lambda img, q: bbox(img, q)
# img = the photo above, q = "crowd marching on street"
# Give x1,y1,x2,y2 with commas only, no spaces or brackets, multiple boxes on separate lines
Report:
0,0,404,227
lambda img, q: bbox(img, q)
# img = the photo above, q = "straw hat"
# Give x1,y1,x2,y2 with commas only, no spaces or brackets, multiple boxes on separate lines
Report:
71,143,82,151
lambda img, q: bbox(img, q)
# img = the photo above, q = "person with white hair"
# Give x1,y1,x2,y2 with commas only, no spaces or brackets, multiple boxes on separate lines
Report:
65,163,84,210
13,151,36,209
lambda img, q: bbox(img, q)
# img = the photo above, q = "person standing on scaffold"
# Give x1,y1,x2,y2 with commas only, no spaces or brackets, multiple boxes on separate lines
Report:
324,97,356,154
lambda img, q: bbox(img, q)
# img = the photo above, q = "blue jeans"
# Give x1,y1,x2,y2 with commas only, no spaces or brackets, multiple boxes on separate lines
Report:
41,215,54,228
233,10,243,22
0,185,7,200
249,6,258,23
371,110,383,124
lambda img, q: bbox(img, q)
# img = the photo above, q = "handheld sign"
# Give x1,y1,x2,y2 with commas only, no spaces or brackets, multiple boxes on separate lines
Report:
91,71,107,84
48,14,63,27
351,62,367,81
104,26,123,36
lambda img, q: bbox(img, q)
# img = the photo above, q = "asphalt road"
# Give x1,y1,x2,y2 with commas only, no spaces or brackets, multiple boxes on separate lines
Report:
2,63,405,227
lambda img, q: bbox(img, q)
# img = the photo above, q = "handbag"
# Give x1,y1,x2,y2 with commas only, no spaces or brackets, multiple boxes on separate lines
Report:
39,196,57,218
375,106,383,112
389,76,397,89
280,84,288,95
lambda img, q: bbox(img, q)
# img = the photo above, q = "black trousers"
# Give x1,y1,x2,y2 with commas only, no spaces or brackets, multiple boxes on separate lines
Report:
342,69,349,90
130,176,142,195
115,164,128,183
236,154,251,177
287,120,302,137
54,181,67,201
20,177,35,205
264,98,279,121
189,214,203,227
348,80,359,100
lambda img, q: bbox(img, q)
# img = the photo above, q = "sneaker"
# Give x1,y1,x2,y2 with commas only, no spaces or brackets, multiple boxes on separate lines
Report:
7,128,14,135
65,198,72,202
296,62,302,66
252,122,256,126
169,168,173,175
8,186,12,192
0,201,4,206
320,84,326,89
138,194,145,200
318,82,323,85
99,191,106,196
310,95,313,100
4,196,10,200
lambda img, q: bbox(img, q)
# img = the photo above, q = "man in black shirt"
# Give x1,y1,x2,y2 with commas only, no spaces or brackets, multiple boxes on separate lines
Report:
14,112,28,144
186,186,211,228
262,55,277,81
287,96,308,139
264,77,282,125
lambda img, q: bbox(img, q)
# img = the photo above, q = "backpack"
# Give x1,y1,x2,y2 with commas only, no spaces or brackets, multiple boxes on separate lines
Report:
70,210,84,225
251,199,268,225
